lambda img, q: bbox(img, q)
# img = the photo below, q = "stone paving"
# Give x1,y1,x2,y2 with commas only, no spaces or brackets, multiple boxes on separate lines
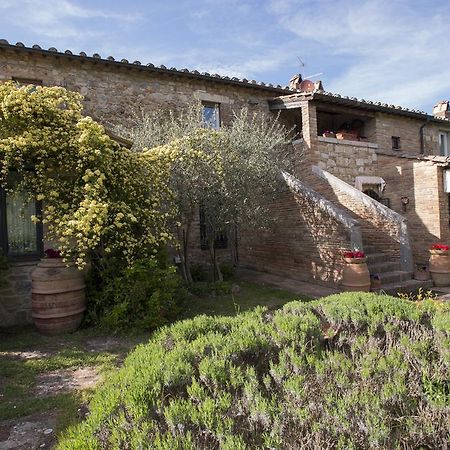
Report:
236,268,341,299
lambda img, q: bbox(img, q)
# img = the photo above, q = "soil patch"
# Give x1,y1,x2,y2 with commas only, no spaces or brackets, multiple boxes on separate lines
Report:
0,410,58,450
34,367,101,398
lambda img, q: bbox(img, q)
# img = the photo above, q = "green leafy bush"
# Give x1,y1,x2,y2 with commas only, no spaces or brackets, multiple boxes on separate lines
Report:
58,293,450,449
85,258,187,331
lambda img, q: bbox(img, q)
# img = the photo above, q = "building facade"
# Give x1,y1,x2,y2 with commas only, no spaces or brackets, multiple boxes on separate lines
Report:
1,39,450,325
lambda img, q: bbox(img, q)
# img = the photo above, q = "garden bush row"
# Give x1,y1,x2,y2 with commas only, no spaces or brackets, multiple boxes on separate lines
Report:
58,292,450,449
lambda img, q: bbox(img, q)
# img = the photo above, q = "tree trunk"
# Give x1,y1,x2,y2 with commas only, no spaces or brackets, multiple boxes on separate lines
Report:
182,225,193,284
209,235,223,282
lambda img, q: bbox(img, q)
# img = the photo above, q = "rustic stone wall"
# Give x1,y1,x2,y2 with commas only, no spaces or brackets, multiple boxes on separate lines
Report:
0,48,273,325
0,262,35,326
315,137,378,184
0,48,273,128
2,46,450,318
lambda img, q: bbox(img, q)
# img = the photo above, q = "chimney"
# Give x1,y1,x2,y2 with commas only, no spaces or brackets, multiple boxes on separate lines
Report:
289,74,302,90
289,74,324,93
433,100,450,119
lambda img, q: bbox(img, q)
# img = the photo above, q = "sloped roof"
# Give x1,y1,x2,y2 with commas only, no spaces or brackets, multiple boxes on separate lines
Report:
376,149,450,166
0,39,291,95
270,91,450,125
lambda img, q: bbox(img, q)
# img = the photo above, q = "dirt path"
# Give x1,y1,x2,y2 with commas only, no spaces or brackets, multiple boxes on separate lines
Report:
0,330,149,450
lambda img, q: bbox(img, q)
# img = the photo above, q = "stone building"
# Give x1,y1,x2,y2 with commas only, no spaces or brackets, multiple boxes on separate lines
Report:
1,39,450,325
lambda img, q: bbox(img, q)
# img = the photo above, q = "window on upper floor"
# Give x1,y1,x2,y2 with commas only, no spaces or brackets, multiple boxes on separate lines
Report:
439,132,449,156
202,103,220,129
0,173,43,259
391,136,401,150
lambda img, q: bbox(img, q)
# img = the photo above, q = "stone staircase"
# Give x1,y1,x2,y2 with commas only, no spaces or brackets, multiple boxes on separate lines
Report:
304,169,433,295
364,246,433,295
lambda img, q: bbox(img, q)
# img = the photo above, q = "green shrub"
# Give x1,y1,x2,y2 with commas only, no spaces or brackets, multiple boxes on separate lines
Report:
220,263,235,281
58,292,450,449
190,263,207,282
85,258,187,331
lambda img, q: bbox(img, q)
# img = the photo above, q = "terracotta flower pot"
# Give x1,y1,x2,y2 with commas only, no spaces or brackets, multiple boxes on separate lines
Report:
31,258,86,335
341,257,370,292
336,131,358,141
429,249,450,286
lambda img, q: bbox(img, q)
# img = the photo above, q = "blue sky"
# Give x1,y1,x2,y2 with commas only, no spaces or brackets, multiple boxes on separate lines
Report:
1,0,449,112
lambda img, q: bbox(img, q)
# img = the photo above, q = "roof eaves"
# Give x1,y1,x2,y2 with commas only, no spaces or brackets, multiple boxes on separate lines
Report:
0,39,292,95
272,90,450,124
376,149,450,166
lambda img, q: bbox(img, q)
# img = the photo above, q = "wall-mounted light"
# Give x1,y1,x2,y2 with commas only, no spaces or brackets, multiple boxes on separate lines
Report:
401,196,409,212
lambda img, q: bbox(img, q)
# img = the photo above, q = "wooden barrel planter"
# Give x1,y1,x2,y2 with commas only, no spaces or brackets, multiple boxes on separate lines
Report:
341,256,370,292
429,247,450,287
31,258,86,335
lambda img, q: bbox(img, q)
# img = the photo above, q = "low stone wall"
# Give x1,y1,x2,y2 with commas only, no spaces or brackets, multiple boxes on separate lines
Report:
1,261,37,326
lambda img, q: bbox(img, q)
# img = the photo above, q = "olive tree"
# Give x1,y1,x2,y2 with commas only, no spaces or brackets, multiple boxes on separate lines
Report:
123,103,296,282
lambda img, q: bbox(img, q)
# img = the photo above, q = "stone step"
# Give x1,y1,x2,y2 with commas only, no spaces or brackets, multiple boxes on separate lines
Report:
365,252,390,264
367,261,400,274
379,270,413,285
374,279,434,296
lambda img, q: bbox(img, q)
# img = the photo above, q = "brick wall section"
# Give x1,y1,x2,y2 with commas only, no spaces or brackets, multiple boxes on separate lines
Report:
239,190,350,284
376,154,450,264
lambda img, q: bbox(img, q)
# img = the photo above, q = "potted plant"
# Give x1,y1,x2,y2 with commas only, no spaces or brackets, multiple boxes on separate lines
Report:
31,248,86,335
428,243,450,286
341,250,370,291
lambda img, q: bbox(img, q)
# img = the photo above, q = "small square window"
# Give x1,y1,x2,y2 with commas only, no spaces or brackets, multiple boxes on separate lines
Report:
391,136,401,150
202,103,220,129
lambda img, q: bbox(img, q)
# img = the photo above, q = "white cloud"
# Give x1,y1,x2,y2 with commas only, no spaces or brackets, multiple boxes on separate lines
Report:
269,0,450,110
0,0,139,39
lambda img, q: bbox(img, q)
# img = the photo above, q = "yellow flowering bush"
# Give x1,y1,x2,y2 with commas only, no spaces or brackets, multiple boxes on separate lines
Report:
0,82,175,268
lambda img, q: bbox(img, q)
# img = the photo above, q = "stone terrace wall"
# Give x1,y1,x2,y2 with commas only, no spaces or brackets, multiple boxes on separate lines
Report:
315,137,378,184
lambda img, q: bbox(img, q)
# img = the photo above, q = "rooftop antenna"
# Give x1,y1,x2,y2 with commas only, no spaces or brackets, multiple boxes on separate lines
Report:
297,56,305,79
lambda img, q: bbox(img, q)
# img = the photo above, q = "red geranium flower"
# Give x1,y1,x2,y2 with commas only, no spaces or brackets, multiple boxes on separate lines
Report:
343,250,365,258
430,243,449,251
44,248,62,258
